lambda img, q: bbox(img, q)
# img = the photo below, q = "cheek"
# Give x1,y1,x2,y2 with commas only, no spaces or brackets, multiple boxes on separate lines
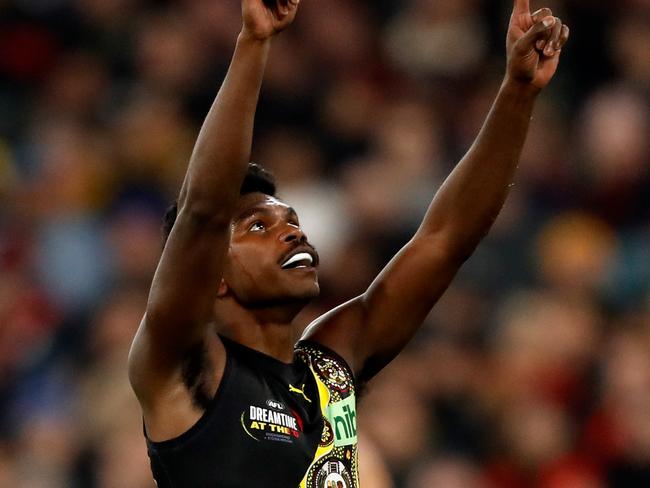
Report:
226,247,278,293
228,252,256,284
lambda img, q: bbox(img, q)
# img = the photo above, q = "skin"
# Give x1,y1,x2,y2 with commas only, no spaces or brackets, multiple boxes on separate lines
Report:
129,0,570,443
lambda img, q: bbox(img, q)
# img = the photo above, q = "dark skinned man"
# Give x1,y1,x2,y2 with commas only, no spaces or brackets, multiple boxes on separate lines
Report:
128,0,570,486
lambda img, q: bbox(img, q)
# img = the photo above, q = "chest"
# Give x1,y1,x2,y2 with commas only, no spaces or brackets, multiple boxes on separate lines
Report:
219,358,325,462
231,368,324,450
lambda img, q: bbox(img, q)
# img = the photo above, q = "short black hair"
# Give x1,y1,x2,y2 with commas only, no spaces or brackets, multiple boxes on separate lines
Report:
162,162,276,247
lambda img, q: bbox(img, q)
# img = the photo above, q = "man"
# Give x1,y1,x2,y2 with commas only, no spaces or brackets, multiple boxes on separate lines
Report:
128,0,569,486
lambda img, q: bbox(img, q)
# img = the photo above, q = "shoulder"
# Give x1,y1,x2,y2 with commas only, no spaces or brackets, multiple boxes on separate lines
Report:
136,331,227,442
295,339,358,396
298,296,367,374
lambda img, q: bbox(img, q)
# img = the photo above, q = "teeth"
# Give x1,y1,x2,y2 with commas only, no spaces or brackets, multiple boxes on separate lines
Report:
282,252,313,269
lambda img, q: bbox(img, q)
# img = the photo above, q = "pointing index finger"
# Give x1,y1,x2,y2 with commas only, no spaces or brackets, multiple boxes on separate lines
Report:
513,0,530,15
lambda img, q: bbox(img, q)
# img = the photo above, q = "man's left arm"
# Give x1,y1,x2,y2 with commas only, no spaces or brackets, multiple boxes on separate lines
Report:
303,0,569,382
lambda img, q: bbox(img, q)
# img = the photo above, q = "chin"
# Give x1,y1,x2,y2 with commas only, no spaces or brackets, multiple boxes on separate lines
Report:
283,271,319,298
304,283,320,300
246,283,319,309
289,282,320,301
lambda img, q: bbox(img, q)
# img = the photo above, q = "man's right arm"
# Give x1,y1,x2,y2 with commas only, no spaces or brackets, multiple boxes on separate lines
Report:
128,0,300,412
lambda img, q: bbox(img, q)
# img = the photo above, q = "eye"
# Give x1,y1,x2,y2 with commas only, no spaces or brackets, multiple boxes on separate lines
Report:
249,221,266,232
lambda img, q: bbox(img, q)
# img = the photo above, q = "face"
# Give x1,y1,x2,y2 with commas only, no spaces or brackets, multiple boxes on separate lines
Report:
220,192,320,307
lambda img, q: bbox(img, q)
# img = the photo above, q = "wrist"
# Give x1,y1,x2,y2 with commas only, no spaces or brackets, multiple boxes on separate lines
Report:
238,29,274,45
501,76,542,99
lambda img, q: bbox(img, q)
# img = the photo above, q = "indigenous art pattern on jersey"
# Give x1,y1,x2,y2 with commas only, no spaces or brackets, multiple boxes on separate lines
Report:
295,344,359,488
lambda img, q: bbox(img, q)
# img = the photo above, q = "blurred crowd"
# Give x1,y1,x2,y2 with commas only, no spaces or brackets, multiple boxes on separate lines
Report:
1,0,649,486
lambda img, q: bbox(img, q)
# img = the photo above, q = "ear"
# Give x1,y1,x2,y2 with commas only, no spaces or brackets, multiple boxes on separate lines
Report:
216,278,229,298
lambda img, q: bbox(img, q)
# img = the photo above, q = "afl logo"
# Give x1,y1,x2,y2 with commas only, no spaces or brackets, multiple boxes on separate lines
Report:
266,399,285,410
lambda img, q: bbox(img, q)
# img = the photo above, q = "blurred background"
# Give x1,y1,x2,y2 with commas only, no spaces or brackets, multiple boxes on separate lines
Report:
0,0,649,486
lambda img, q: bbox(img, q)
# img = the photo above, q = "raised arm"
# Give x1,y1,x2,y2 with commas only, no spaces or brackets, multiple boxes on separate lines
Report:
129,0,299,410
304,0,570,382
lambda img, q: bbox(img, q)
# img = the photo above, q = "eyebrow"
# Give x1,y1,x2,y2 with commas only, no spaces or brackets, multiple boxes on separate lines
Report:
234,205,298,224
234,206,267,224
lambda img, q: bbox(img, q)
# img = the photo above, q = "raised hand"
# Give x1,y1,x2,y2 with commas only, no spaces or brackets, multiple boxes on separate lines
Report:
242,0,300,41
506,0,570,90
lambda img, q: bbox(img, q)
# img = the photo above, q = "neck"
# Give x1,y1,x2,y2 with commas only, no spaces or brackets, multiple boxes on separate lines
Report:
214,299,306,363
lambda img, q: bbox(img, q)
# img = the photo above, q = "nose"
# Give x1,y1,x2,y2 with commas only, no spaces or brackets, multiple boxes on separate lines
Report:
280,224,307,244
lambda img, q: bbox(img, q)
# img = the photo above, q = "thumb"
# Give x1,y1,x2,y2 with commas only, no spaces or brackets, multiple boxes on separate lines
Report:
514,16,556,53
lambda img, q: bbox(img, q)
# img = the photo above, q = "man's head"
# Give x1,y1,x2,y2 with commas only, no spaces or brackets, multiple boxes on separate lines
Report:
163,163,320,310
162,163,277,245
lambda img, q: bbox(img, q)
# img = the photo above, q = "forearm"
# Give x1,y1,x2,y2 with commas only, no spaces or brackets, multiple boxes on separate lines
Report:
179,33,271,217
415,79,539,257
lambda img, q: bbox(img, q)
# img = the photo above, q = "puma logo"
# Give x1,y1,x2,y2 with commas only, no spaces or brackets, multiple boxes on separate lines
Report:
289,383,312,403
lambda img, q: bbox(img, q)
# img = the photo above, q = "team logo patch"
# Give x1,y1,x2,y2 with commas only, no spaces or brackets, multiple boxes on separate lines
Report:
314,357,351,393
320,418,334,447
241,402,302,443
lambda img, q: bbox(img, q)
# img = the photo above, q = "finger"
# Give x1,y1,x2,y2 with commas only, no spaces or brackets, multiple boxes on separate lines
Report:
531,8,553,22
515,16,556,53
556,24,570,51
279,2,290,16
532,9,553,51
544,17,562,56
276,0,298,16
513,0,530,15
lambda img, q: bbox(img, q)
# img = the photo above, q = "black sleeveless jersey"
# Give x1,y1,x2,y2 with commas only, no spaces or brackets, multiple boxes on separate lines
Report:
145,337,360,488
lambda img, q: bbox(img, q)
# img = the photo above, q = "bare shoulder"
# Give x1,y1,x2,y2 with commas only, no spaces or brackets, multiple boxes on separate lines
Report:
130,327,227,442
299,296,366,375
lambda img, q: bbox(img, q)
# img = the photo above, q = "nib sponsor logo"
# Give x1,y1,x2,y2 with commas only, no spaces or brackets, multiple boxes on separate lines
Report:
326,395,357,447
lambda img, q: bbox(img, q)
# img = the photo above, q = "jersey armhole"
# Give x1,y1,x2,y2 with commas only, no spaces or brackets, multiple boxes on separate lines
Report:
144,348,233,450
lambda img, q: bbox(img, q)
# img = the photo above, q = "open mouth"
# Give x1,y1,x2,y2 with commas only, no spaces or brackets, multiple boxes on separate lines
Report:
281,252,315,270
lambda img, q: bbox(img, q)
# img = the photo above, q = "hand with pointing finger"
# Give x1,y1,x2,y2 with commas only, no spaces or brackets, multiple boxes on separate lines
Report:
506,0,570,90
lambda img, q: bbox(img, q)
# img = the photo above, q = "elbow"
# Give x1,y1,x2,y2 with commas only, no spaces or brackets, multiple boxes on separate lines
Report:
416,211,500,264
413,231,482,267
445,232,486,264
441,241,477,267
177,197,234,231
177,173,241,230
